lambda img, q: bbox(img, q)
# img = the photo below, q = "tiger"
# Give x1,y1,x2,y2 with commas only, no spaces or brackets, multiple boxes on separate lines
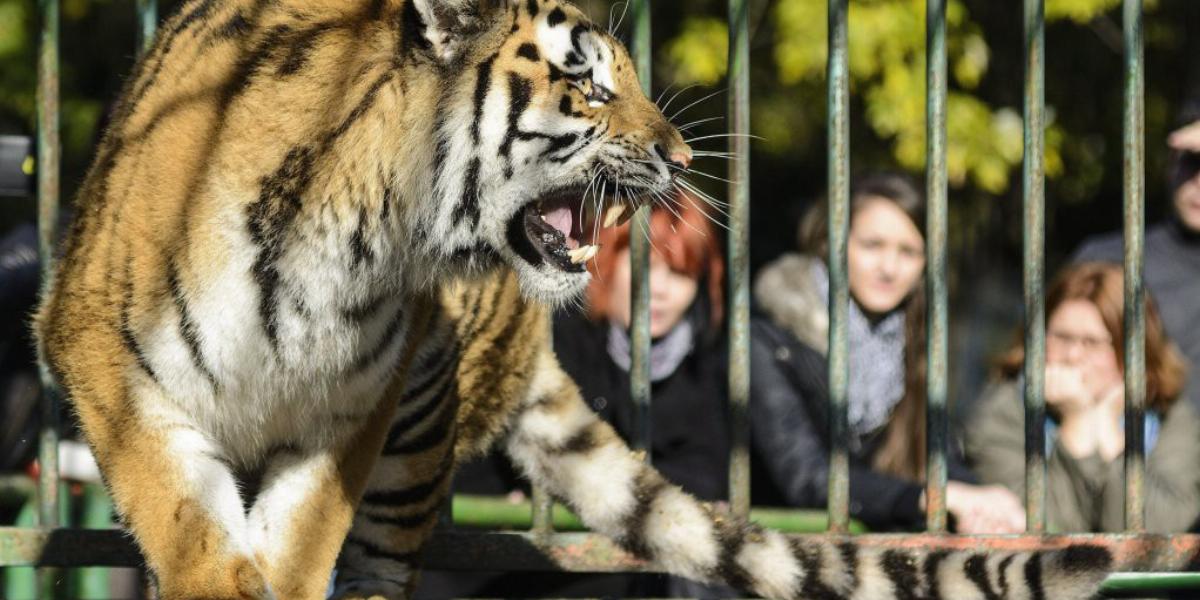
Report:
32,0,1113,598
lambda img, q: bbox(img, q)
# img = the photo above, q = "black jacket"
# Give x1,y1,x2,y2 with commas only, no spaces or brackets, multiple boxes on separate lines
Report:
750,319,982,530
552,308,732,502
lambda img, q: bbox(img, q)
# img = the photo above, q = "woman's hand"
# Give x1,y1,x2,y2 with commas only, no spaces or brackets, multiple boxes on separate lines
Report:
944,481,1027,534
1094,385,1126,462
1045,364,1104,457
1044,364,1094,417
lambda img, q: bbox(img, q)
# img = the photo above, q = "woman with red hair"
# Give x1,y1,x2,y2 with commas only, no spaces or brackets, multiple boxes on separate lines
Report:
553,196,730,503
965,262,1200,532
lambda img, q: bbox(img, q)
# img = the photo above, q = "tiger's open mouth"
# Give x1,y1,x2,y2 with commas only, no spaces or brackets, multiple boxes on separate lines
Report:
508,182,638,272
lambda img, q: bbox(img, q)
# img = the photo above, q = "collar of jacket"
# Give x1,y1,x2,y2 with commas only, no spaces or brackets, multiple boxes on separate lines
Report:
753,253,829,354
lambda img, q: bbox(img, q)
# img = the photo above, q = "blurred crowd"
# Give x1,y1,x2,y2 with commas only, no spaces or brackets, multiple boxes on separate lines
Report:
410,105,1200,597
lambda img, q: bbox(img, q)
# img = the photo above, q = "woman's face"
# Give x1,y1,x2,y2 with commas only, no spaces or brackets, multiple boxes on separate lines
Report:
847,197,925,316
608,248,699,338
1046,298,1122,395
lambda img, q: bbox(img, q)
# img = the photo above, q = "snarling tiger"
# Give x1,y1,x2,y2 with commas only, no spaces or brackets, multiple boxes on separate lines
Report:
35,0,1112,598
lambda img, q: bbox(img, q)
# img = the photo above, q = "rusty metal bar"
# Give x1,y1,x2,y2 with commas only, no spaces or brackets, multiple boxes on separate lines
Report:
35,0,61,535
35,0,61,592
825,0,851,535
6,528,1199,573
531,486,553,537
725,0,751,519
136,0,156,56
628,0,652,458
1022,0,1047,534
1121,0,1146,534
924,0,949,533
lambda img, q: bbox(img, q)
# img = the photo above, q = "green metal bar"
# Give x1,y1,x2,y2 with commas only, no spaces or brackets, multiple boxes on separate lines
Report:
1101,572,1200,595
35,0,61,593
136,0,156,57
825,0,850,535
76,484,114,599
35,0,61,535
531,486,553,537
530,312,555,535
1121,0,1146,534
1022,0,1047,534
924,0,949,533
628,0,652,458
448,496,864,534
725,0,751,520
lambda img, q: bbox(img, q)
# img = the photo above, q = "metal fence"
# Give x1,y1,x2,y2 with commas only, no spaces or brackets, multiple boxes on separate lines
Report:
3,0,1200,598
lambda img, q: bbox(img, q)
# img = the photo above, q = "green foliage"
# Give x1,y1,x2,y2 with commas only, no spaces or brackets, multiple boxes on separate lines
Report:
664,0,1136,194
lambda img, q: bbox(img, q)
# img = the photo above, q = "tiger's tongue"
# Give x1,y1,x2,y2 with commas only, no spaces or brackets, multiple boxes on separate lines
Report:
543,206,579,250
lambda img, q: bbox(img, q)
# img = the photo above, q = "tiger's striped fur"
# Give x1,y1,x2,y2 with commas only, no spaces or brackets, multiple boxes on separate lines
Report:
34,0,1111,597
334,270,1114,600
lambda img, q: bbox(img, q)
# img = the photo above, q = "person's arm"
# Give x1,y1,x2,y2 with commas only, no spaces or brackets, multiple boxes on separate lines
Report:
965,380,1106,531
963,382,1029,496
1100,401,1200,533
749,325,925,529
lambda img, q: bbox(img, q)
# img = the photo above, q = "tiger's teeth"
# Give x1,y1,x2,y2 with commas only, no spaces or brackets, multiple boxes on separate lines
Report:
603,205,627,228
569,244,600,264
583,244,600,262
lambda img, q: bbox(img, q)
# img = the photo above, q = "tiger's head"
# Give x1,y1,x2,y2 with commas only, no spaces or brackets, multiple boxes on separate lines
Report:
411,0,692,303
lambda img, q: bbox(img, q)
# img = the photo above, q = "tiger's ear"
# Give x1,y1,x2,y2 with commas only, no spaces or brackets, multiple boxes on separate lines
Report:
410,0,507,63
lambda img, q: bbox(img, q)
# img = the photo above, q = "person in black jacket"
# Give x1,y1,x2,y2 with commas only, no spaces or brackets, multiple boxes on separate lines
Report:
749,173,1026,533
550,197,737,598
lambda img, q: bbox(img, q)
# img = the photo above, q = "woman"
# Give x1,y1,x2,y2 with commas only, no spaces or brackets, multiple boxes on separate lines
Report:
965,262,1200,532
750,173,1025,533
553,196,730,502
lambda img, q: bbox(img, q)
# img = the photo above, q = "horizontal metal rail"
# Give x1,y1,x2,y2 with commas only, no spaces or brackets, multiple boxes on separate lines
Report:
3,529,1197,573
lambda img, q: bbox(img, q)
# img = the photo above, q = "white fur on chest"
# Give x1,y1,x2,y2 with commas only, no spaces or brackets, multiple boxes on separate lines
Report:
140,207,414,466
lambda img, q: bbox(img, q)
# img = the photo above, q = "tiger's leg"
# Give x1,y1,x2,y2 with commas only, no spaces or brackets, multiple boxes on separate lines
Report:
245,398,399,600
331,349,459,600
504,350,1114,600
67,377,269,599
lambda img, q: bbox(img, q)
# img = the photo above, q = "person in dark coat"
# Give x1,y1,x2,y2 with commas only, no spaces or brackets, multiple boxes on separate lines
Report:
749,173,1026,533
552,198,731,504
548,197,737,598
1073,100,1200,410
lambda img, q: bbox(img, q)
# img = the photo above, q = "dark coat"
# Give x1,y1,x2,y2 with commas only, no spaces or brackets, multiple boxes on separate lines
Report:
750,254,977,531
552,307,732,502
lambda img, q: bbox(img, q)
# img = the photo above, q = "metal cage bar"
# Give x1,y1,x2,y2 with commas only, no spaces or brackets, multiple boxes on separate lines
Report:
1121,0,1147,534
825,0,851,535
35,0,61,541
628,0,653,458
725,0,751,519
924,0,949,533
136,0,156,56
1022,0,1048,534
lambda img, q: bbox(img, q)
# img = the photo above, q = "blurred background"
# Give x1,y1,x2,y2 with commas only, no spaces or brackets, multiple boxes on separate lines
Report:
1,0,1197,410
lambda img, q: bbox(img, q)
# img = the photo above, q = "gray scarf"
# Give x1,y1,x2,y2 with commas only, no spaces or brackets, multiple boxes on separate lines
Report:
607,319,695,382
811,261,907,438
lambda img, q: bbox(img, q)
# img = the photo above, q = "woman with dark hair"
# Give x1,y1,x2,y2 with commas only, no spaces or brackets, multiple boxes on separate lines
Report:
965,262,1200,532
750,173,1025,533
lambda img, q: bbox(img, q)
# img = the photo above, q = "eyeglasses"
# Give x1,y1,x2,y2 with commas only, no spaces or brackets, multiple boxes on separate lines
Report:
1047,329,1113,353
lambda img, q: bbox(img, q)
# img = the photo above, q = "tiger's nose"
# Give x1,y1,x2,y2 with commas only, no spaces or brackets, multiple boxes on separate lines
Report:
669,150,691,170
655,143,692,171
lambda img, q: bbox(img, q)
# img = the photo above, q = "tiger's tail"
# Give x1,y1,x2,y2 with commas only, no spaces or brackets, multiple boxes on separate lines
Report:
504,350,1113,599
